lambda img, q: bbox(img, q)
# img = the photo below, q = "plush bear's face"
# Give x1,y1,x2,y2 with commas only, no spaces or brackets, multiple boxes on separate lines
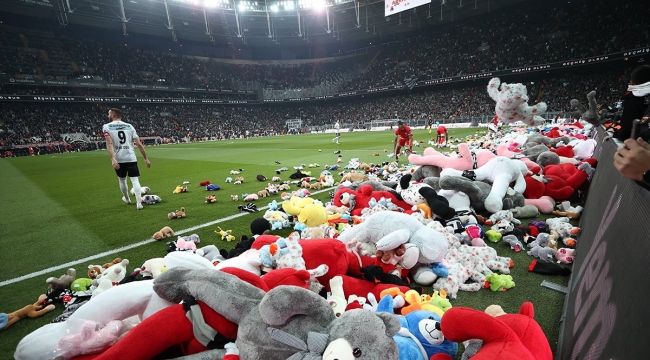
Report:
325,310,400,360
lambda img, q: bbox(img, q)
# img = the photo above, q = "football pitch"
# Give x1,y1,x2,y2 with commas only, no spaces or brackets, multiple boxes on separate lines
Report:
0,127,569,358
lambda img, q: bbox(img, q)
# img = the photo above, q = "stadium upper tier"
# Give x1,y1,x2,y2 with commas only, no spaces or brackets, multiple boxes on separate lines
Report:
0,66,626,147
0,0,646,97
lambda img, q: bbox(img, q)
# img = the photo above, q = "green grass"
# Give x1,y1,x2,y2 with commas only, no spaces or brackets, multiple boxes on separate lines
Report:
0,128,570,359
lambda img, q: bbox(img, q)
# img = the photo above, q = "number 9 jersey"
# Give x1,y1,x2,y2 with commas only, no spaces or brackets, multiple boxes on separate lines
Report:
102,120,139,163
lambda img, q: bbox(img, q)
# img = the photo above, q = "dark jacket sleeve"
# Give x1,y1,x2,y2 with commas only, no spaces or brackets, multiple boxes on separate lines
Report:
614,93,647,141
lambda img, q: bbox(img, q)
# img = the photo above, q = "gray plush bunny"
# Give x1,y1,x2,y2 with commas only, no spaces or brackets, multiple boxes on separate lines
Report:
153,268,401,360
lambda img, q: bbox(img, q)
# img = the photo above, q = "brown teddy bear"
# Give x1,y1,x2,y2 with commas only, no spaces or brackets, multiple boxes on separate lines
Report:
46,268,76,291
152,226,175,240
257,189,270,198
87,265,102,280
168,207,186,220
102,258,122,269
0,294,56,331
341,172,369,182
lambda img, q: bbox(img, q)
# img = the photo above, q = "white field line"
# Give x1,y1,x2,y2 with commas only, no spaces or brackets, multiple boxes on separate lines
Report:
0,188,332,288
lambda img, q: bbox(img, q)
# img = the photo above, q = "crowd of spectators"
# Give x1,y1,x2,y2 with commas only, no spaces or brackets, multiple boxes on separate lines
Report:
0,66,628,149
0,84,256,101
0,0,644,96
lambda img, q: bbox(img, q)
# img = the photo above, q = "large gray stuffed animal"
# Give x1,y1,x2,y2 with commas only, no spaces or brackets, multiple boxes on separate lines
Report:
153,268,401,360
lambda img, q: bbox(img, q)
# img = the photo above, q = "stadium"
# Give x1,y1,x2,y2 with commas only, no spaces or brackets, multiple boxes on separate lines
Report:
0,0,648,359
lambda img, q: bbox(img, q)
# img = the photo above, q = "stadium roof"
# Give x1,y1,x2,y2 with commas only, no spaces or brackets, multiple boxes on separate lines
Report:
2,0,531,48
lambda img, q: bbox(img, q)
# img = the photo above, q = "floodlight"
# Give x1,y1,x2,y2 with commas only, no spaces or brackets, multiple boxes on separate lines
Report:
270,4,279,11
238,2,246,10
203,0,219,7
286,1,294,10
313,0,326,10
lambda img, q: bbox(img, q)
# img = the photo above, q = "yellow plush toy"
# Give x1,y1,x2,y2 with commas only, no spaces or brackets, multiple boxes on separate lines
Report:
297,203,328,228
173,185,188,194
216,226,235,242
282,196,314,217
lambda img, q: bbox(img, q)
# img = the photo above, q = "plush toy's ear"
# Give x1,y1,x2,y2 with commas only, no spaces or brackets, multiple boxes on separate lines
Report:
376,311,402,337
399,173,413,189
518,301,534,318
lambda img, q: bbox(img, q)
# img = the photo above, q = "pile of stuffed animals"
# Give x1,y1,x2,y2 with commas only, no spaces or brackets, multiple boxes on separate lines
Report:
10,83,600,360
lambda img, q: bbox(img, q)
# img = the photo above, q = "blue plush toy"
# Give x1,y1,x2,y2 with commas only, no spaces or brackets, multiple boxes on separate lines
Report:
258,238,288,268
267,200,279,210
377,295,458,360
206,184,220,191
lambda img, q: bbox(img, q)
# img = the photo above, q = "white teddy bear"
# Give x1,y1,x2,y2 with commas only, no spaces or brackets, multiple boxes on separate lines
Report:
487,77,547,126
91,259,130,298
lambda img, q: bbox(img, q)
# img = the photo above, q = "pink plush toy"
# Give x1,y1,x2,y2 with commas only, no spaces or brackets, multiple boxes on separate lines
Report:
408,143,495,170
555,248,576,264
57,320,124,358
175,238,197,251
244,194,259,202
496,143,541,174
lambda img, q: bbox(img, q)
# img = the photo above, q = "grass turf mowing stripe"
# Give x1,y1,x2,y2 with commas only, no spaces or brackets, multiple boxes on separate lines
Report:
0,187,331,288
0,159,108,276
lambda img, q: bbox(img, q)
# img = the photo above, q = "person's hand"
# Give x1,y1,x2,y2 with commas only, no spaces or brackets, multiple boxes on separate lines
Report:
614,137,650,181
145,159,151,168
111,158,119,170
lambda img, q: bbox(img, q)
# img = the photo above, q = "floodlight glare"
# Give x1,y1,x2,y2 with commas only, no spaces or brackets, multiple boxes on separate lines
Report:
204,0,218,8
270,4,279,11
238,2,246,10
313,0,326,10
286,1,294,10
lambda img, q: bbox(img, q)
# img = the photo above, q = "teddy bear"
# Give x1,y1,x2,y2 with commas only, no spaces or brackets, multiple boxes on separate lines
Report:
87,265,103,280
337,211,448,275
438,175,525,213
430,302,553,360
168,207,186,220
252,235,411,300
440,156,527,213
149,267,401,360
243,193,259,202
341,172,369,183
571,90,602,125
205,195,217,203
91,259,129,298
151,226,174,240
46,268,77,292
233,176,244,184
376,295,458,360
487,77,547,126
545,217,580,245
266,183,279,194
333,184,413,216
0,294,56,331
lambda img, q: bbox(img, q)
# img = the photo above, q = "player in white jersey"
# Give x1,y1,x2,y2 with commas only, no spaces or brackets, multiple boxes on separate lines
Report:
103,108,150,210
332,118,341,144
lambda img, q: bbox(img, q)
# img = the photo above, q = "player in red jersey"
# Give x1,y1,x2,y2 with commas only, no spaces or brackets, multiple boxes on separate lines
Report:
436,124,447,146
393,121,413,162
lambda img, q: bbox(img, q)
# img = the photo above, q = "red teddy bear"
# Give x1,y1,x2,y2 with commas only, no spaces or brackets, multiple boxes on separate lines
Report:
333,184,413,216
